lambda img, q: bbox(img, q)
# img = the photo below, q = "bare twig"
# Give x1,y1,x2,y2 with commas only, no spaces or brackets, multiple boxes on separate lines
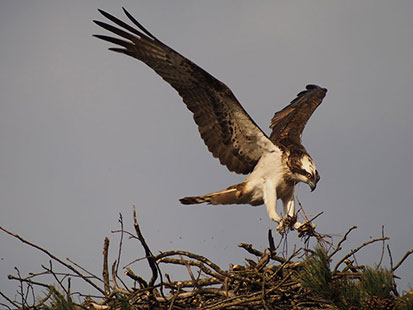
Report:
37,288,53,306
167,284,181,310
111,262,130,294
157,257,223,280
256,252,270,271
115,213,124,273
268,229,276,255
103,237,110,297
392,249,413,272
66,258,103,283
377,225,386,268
164,277,221,289
125,267,148,288
307,212,324,223
238,243,263,257
387,244,394,270
328,226,357,259
111,229,138,240
0,291,20,308
0,303,12,310
132,206,158,287
7,274,50,289
156,287,234,303
42,260,68,294
156,250,229,278
66,277,71,302
0,225,105,295
90,302,109,309
334,237,389,272
180,254,203,304
180,255,197,288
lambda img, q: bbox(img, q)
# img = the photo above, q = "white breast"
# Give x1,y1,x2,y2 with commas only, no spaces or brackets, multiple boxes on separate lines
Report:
243,148,289,204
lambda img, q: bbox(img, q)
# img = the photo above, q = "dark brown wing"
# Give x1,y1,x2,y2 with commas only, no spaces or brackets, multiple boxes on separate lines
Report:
269,84,327,147
94,8,276,174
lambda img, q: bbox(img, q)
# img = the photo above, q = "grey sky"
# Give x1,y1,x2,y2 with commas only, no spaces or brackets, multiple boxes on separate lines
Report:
1,1,412,298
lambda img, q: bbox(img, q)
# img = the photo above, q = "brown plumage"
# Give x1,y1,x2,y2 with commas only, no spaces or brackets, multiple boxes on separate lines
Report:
94,9,327,232
270,85,326,146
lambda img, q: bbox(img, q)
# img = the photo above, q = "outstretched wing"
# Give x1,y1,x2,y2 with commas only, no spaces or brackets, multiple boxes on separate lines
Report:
269,84,327,147
94,8,276,174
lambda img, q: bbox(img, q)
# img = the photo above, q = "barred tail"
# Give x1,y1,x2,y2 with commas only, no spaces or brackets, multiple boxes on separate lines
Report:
180,184,244,206
179,195,213,205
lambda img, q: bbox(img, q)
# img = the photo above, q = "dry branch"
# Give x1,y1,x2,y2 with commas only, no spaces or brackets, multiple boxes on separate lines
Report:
333,236,389,272
1,212,412,310
238,243,263,257
132,205,158,287
0,225,105,295
327,225,357,259
103,237,110,297
392,249,413,272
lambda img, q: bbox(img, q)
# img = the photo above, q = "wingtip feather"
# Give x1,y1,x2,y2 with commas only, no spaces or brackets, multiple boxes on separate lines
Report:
122,7,157,40
305,84,328,93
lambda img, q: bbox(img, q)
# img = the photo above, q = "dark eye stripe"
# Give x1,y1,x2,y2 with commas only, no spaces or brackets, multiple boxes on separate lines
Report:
293,167,315,178
296,169,308,176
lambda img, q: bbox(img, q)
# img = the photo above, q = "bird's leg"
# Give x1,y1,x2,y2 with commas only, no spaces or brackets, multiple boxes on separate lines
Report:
282,193,303,230
263,179,282,227
284,193,295,217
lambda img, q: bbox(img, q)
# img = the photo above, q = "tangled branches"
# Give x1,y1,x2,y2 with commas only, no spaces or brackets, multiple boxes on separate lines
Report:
1,208,412,310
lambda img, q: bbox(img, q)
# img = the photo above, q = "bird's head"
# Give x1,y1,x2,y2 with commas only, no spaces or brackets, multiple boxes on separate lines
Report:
293,154,320,192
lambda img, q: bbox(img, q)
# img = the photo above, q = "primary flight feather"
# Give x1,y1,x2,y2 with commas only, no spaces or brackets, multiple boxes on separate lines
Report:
94,8,327,232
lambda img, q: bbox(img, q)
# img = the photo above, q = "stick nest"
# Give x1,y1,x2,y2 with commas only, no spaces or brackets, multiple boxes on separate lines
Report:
1,208,412,310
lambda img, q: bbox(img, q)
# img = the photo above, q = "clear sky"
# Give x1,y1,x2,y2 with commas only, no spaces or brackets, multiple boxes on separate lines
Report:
1,1,412,299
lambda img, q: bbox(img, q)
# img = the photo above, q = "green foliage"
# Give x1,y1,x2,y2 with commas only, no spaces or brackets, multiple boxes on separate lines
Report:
42,287,75,310
338,278,363,309
299,246,341,303
300,246,331,293
299,248,402,309
360,266,393,299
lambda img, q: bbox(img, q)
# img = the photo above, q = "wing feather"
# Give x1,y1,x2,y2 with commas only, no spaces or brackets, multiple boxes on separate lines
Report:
269,84,327,148
94,9,275,174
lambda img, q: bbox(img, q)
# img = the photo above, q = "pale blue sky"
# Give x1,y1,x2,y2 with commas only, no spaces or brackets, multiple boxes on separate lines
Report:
1,1,412,298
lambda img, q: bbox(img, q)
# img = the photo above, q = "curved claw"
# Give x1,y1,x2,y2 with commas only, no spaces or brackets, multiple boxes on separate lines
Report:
276,220,285,232
296,221,317,238
295,221,316,230
293,221,304,230
277,216,316,234
276,215,298,233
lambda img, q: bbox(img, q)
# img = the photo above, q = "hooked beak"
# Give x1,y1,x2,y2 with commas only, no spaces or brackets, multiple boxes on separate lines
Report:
308,180,317,192
307,174,319,192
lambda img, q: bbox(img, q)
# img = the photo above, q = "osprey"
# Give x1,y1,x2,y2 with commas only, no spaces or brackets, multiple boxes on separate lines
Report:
94,9,327,232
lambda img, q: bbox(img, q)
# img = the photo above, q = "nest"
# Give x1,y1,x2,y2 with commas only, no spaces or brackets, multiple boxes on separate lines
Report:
1,207,412,310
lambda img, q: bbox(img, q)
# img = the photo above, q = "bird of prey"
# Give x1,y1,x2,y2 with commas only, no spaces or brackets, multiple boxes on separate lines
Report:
94,8,327,232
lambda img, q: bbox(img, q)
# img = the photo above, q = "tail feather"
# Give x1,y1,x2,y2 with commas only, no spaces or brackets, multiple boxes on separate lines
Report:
179,195,213,205
180,185,243,205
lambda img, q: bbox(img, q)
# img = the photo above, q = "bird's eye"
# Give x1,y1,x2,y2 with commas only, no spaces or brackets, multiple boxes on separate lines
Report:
306,172,312,179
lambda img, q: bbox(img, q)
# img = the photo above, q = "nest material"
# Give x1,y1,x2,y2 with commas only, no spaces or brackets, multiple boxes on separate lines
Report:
103,248,326,310
1,209,413,310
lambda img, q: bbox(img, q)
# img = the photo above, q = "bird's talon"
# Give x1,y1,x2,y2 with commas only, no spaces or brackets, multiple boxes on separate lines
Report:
293,221,304,230
276,220,285,232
